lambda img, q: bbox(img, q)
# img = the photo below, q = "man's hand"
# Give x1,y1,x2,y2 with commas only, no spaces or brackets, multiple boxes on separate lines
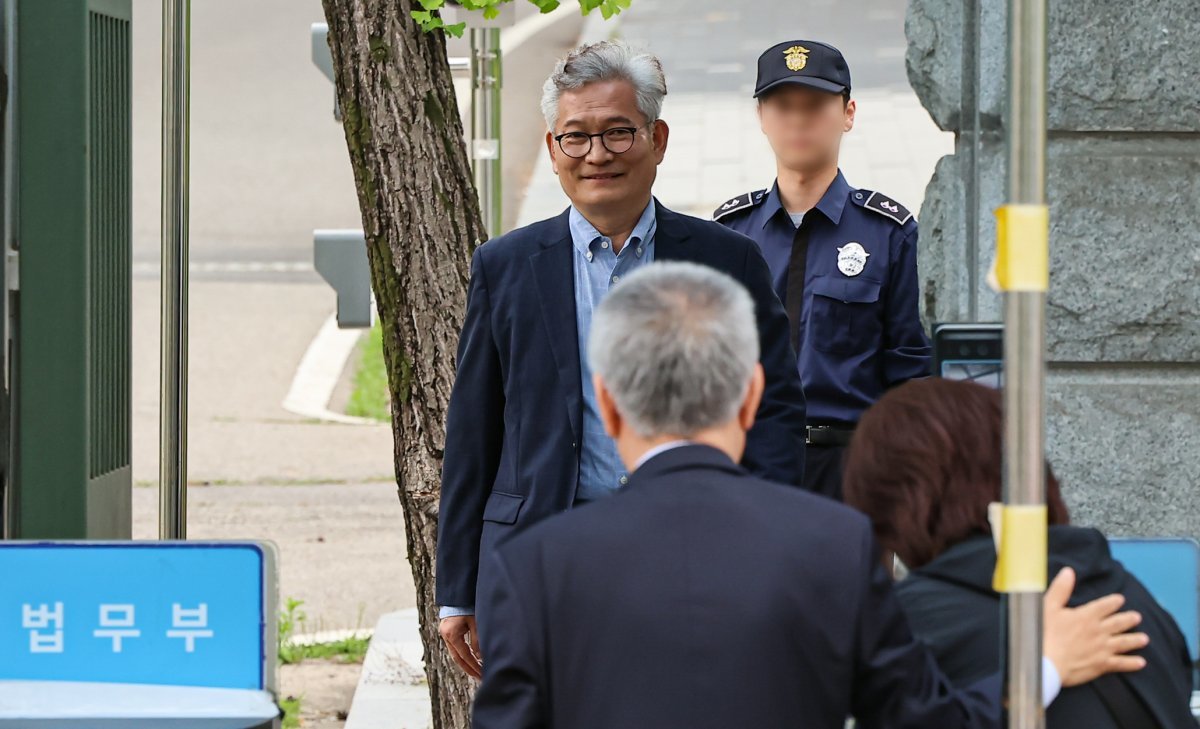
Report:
440,615,483,680
1043,566,1149,687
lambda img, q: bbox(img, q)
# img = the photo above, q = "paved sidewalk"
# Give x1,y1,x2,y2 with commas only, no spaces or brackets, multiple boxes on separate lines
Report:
131,278,396,488
131,481,413,632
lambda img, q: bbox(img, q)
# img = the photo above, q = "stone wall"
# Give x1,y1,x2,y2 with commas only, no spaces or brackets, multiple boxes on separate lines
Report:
906,0,1199,538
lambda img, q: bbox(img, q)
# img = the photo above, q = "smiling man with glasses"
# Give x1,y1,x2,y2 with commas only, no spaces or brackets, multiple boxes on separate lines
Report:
553,124,646,158
435,41,809,679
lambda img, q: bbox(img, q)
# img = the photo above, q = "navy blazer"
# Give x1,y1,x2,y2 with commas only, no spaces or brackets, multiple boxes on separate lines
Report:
436,203,808,609
473,445,1001,729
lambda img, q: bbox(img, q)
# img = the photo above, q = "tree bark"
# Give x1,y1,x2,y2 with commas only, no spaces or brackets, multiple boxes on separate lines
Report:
320,1,484,726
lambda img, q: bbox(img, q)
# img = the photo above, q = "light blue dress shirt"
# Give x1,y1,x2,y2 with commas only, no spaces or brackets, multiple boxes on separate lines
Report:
571,199,658,503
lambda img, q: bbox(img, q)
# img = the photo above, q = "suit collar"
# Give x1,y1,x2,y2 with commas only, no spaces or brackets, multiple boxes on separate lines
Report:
633,440,693,469
530,218,582,441
650,198,691,260
541,207,574,249
628,443,745,486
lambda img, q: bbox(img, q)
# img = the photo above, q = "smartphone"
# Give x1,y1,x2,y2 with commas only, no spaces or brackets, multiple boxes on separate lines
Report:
932,323,1003,389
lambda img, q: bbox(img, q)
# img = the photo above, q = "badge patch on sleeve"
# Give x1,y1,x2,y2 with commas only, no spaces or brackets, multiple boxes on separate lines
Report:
862,192,913,225
713,190,766,221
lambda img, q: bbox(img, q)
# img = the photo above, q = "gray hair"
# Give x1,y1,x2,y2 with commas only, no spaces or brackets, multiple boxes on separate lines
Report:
588,262,760,438
540,41,667,131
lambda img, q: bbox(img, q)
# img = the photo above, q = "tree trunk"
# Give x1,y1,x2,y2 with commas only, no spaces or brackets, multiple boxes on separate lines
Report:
320,1,484,726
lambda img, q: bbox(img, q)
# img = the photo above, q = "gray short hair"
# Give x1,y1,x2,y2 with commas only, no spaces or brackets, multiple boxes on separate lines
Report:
541,41,667,131
587,262,760,438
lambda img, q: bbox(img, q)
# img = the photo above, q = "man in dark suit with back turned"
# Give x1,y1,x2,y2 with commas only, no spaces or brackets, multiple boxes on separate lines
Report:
436,41,808,677
472,261,1151,729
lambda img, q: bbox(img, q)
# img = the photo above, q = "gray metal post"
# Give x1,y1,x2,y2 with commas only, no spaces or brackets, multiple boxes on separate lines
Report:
1,0,17,540
159,0,190,539
470,27,502,236
1003,0,1048,725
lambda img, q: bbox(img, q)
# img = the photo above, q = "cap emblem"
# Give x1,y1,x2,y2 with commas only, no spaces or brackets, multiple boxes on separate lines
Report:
784,45,811,72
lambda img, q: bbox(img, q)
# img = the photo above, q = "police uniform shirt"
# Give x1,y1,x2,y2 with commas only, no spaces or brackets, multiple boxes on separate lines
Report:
715,171,931,425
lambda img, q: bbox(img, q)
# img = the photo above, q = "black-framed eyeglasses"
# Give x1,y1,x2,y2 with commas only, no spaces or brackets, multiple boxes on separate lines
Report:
553,124,650,159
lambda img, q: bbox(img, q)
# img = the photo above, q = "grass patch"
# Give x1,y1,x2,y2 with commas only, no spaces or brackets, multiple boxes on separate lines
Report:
290,634,371,664
278,598,307,664
278,598,371,665
346,321,390,422
280,695,302,729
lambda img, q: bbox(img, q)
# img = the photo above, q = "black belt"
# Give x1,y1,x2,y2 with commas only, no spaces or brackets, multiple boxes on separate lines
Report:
806,425,854,447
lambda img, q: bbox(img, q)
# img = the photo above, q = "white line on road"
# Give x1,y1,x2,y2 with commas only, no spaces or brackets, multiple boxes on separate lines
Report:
133,261,315,275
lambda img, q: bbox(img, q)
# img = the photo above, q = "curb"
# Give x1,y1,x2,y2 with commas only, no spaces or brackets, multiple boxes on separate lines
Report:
344,608,430,729
288,628,374,647
281,314,380,426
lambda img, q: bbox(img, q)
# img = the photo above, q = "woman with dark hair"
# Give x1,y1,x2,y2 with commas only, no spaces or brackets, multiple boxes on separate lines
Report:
843,377,1196,728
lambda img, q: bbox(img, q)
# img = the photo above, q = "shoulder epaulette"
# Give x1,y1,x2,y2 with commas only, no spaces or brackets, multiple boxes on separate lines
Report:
713,189,767,221
856,190,914,225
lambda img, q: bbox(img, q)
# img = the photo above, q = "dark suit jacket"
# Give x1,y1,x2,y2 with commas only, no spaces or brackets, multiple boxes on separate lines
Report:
897,527,1198,729
473,445,1001,729
436,202,808,609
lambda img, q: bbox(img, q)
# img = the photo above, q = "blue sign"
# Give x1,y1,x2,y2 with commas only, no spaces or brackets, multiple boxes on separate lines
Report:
1109,538,1200,662
0,543,268,690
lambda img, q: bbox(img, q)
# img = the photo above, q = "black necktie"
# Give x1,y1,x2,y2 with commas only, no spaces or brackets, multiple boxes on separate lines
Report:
784,217,811,354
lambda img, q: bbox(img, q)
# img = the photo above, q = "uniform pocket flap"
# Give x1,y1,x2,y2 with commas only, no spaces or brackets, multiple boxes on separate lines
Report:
482,491,525,525
810,275,882,304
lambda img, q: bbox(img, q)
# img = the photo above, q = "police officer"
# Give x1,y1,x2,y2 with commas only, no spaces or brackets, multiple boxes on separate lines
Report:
716,40,931,500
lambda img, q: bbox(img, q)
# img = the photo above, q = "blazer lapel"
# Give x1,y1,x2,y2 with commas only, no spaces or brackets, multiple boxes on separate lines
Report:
653,200,692,262
530,210,583,442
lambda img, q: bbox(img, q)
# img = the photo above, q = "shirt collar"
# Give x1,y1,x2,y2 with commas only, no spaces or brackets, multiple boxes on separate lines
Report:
759,170,851,229
633,439,694,470
569,199,657,257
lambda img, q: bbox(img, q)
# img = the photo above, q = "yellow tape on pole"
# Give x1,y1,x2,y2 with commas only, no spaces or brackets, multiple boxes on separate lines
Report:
995,204,1050,292
992,504,1048,593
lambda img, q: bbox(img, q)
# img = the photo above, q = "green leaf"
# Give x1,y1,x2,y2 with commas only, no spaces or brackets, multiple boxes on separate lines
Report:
585,0,630,17
413,0,633,34
411,10,449,33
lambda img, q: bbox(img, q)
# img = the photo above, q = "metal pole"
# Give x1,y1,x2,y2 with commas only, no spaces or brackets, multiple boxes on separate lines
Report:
1004,0,1048,724
470,27,502,237
159,0,190,539
1,0,18,540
